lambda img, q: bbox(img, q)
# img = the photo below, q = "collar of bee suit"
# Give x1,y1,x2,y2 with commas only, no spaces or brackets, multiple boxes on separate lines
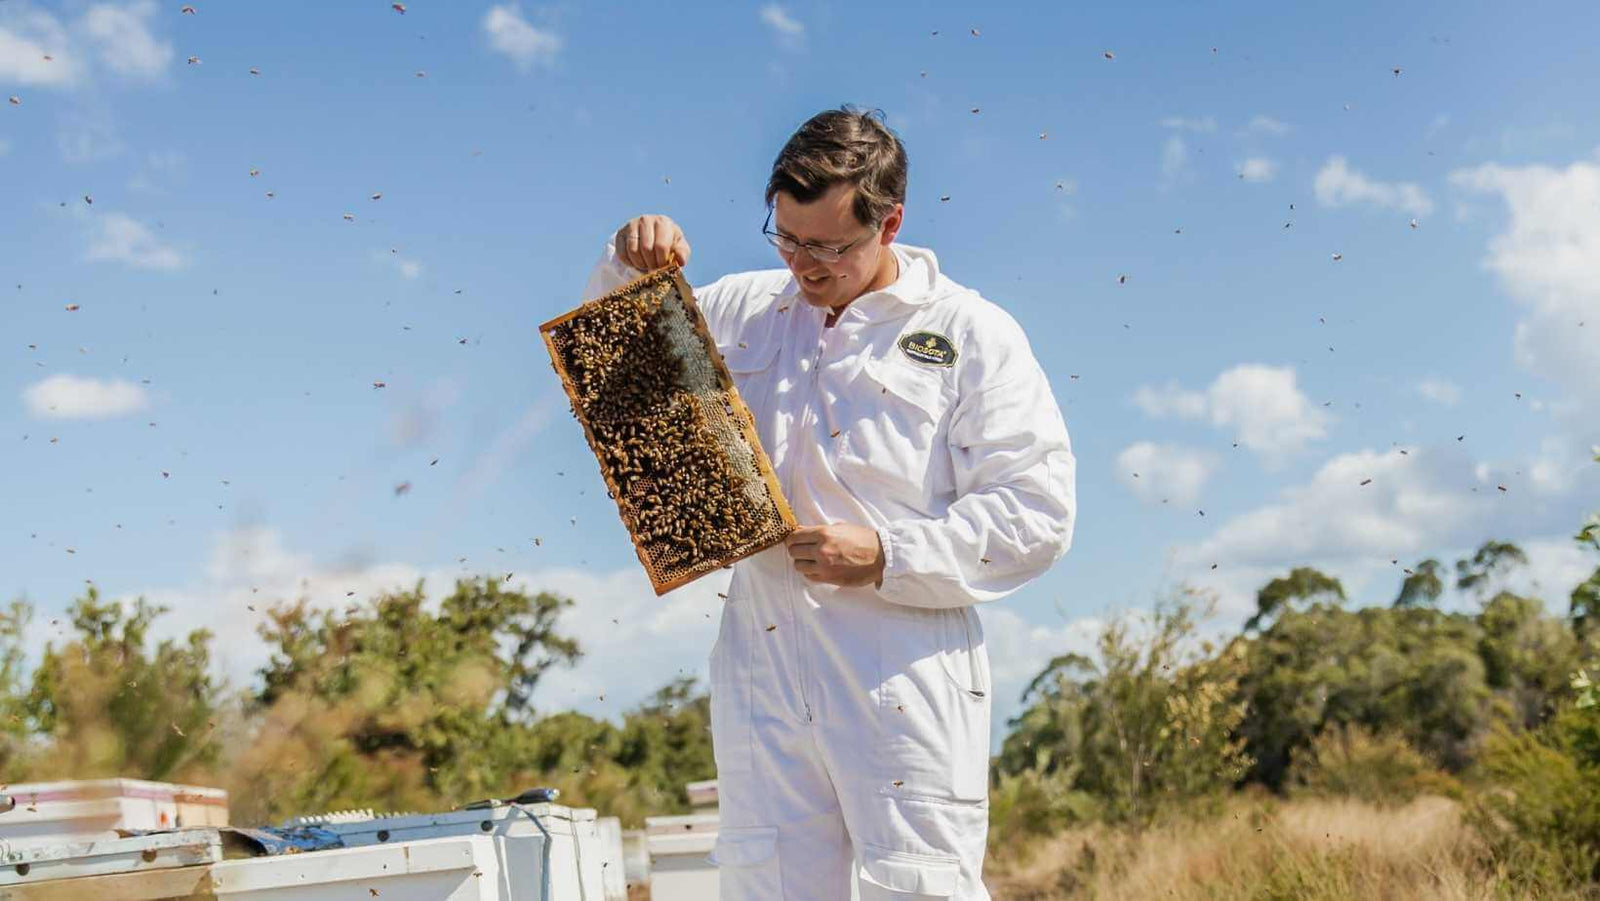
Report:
808,243,941,325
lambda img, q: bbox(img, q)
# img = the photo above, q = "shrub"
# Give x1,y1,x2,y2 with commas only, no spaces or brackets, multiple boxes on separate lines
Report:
1469,687,1600,891
1287,725,1459,806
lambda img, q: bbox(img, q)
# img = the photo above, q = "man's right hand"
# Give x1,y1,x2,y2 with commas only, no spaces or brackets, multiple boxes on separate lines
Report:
614,214,691,271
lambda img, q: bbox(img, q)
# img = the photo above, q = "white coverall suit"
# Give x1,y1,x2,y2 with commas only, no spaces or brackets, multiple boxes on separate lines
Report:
584,239,1076,900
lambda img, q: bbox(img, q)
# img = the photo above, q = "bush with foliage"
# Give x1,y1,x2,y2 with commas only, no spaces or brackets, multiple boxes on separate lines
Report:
1286,725,1458,806
996,594,1252,824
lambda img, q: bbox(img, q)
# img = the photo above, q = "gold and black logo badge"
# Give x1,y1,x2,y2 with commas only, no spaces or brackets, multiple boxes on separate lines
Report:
898,331,958,367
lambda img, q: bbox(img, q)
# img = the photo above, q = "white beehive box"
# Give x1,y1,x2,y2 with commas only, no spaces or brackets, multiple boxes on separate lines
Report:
0,829,221,888
684,780,719,811
620,830,648,892
593,817,627,900
290,802,604,901
645,813,718,901
207,836,505,900
0,835,508,901
0,779,227,846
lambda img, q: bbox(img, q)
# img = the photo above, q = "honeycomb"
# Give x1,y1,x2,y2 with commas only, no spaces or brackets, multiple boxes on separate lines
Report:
540,266,796,595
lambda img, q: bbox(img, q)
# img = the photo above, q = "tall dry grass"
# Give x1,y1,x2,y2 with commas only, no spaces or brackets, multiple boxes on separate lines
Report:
985,794,1560,901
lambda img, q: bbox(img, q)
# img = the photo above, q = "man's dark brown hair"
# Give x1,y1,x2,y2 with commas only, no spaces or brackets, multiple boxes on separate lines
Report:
766,106,908,228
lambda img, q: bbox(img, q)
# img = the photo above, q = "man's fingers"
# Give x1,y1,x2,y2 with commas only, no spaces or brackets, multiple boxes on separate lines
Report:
786,543,817,562
671,232,690,268
787,526,825,544
640,218,660,268
621,221,642,269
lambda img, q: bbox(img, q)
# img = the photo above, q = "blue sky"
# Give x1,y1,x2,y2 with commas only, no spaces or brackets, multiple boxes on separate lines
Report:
4,0,1599,743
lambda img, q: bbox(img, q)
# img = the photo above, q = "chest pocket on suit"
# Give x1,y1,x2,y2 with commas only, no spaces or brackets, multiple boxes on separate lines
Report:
718,337,780,440
831,356,953,501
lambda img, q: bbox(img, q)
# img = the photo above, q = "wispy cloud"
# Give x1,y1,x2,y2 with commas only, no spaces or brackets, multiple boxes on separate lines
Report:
1159,115,1217,133
23,373,150,420
1161,136,1188,182
759,4,805,50
1237,157,1278,182
0,5,82,87
1415,377,1462,407
1117,442,1218,507
373,249,423,280
84,212,187,270
81,1,170,81
1244,114,1290,136
482,4,562,71
1,1,171,89
1314,155,1434,216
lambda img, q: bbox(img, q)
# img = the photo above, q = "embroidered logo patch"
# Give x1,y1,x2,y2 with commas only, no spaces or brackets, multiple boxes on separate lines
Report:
898,331,958,367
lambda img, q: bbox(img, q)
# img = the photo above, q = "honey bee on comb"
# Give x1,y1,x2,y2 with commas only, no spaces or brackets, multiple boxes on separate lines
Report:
541,266,796,594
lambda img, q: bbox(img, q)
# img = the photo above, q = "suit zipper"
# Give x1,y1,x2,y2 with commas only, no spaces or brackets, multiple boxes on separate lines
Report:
784,331,827,724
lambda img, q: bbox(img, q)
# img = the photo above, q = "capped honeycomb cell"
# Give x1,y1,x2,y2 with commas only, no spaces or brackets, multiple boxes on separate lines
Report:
540,266,796,595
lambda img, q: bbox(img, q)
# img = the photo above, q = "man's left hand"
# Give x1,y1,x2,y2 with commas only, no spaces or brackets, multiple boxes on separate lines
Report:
785,523,885,587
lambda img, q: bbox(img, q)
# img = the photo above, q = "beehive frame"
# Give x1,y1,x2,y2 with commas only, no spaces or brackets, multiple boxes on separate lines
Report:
540,266,796,595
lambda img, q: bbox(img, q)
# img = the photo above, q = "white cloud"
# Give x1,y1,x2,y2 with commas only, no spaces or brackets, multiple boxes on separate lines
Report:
1238,157,1277,182
1159,116,1217,133
1133,364,1331,458
1415,377,1462,407
1116,442,1217,507
22,373,149,419
85,212,186,270
1133,380,1208,419
0,139,10,157
482,5,562,70
0,5,82,86
1169,447,1486,618
1161,136,1188,182
81,1,170,80
1244,114,1290,136
1314,156,1434,216
1162,436,1600,622
759,4,805,50
1,2,171,88
1450,154,1600,419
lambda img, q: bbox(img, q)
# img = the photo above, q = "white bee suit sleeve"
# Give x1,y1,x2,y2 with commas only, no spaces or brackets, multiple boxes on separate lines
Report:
874,317,1076,610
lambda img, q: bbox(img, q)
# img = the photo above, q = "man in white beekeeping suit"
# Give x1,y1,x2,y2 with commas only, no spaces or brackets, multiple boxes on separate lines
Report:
583,106,1075,900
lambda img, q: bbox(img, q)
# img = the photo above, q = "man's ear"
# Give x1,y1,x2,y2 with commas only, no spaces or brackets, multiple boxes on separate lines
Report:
879,203,904,245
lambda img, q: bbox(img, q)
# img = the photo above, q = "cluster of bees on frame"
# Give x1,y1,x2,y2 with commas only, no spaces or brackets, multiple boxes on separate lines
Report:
550,279,772,577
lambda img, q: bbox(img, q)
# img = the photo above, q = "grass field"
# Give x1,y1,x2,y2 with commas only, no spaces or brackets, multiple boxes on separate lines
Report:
983,794,1577,901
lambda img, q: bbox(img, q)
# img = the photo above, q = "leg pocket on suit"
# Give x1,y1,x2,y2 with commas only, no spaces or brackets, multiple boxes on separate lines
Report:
857,842,959,898
710,604,754,777
710,825,782,898
877,605,992,804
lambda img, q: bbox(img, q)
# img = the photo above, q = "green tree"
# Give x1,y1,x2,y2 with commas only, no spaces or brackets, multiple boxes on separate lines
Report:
1454,540,1527,597
22,587,222,782
0,600,33,773
1571,513,1600,638
228,576,582,823
1244,567,1345,632
1393,559,1445,609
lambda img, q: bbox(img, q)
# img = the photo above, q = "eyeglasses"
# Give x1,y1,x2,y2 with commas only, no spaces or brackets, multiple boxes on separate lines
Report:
762,209,877,264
